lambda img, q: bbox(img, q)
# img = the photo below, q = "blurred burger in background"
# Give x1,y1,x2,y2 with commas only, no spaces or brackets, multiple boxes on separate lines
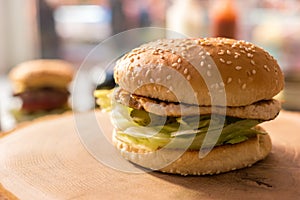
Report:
9,59,74,122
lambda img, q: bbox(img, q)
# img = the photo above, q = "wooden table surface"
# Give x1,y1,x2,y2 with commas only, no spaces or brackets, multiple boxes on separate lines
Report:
0,110,299,200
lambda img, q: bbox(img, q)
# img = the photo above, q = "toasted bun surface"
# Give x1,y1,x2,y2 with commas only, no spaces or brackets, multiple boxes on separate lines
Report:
113,130,272,176
114,37,284,106
9,59,74,93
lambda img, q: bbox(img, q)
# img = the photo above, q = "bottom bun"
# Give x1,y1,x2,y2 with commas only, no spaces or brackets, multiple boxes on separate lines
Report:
113,129,272,176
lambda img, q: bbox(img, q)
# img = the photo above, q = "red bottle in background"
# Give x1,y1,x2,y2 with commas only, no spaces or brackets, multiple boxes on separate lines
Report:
211,0,238,39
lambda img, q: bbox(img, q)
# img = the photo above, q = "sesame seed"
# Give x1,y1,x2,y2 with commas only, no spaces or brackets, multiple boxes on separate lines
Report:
167,75,171,80
207,64,212,69
183,68,188,74
206,52,211,56
234,54,239,59
158,49,163,53
252,69,256,74
177,58,182,63
171,50,176,54
176,65,181,69
226,50,231,55
226,61,232,65
247,53,253,58
152,51,158,55
200,61,204,67
160,55,164,59
218,50,225,55
172,63,178,67
199,51,204,56
145,69,150,76
187,75,191,80
220,58,225,63
242,83,247,89
264,65,270,72
227,77,232,83
231,43,237,48
235,66,242,70
207,70,211,77
251,60,256,65
150,78,154,83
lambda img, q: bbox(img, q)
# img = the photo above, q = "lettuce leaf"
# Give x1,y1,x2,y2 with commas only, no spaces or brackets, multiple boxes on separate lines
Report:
94,89,113,111
111,103,266,151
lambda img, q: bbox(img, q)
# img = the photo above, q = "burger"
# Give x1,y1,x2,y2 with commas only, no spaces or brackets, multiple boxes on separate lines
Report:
9,59,74,121
94,37,284,175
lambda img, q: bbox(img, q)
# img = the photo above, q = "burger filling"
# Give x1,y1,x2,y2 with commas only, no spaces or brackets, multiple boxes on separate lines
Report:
14,87,70,113
94,89,276,151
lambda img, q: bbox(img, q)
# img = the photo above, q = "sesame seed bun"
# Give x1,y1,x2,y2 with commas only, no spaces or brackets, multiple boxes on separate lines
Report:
114,37,284,106
9,59,74,94
113,128,272,176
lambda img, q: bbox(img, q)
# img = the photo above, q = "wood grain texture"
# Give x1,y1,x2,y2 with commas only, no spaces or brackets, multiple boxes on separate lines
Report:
0,110,299,199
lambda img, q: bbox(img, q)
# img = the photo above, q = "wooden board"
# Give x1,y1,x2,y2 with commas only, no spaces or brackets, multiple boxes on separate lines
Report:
0,110,300,199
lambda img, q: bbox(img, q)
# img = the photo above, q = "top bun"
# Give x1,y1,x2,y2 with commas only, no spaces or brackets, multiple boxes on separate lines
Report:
9,59,74,93
114,38,284,106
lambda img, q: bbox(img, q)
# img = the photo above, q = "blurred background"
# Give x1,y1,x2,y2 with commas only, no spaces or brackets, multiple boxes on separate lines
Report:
2,0,300,71
1,0,300,129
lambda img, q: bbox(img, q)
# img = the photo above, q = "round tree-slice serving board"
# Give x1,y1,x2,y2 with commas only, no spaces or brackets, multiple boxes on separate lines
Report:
0,110,299,199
